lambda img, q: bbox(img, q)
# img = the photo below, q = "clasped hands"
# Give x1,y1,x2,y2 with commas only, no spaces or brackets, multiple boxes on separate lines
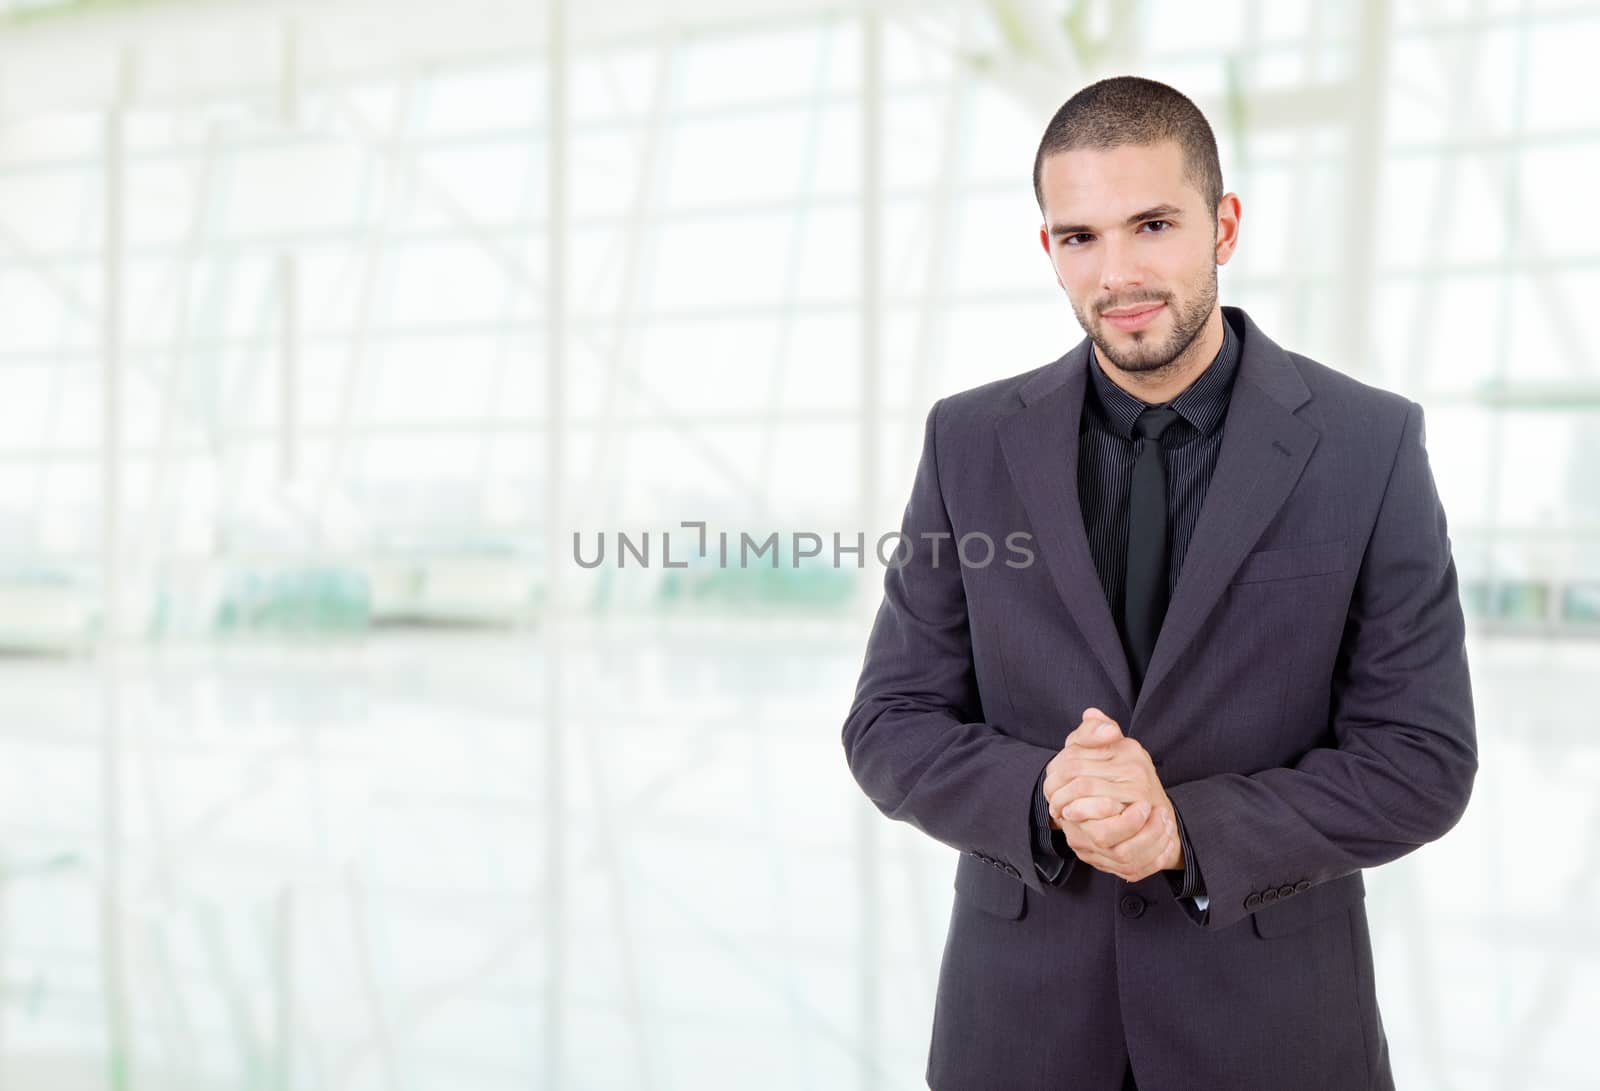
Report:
1041,706,1183,883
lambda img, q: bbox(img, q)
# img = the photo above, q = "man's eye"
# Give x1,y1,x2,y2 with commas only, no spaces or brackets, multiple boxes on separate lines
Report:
1141,220,1171,233
1063,233,1093,246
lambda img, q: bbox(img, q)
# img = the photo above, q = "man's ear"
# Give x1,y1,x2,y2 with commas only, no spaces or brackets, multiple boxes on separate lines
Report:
1214,192,1243,266
1039,226,1066,290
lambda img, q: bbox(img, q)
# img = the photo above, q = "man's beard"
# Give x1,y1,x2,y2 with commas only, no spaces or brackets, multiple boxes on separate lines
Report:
1073,266,1217,376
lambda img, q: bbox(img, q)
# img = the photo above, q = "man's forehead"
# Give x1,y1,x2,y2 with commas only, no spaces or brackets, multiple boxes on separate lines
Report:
1039,142,1196,221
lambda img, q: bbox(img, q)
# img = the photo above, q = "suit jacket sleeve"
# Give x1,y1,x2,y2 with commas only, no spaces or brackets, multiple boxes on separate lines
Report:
1164,400,1479,930
841,397,1063,895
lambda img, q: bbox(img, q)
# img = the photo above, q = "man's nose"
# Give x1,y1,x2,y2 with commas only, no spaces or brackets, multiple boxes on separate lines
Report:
1098,239,1143,295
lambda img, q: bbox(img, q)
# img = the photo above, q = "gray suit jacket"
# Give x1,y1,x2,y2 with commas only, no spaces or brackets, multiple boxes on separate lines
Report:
841,306,1477,1090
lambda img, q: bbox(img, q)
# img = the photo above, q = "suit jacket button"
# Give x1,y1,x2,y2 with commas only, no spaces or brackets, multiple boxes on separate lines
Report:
1244,893,1262,910
1119,894,1146,919
1004,864,1020,878
1261,888,1278,903
1277,884,1295,899
1295,880,1311,892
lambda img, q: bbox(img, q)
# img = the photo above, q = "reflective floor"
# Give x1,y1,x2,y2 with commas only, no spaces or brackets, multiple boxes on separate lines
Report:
0,618,1588,1089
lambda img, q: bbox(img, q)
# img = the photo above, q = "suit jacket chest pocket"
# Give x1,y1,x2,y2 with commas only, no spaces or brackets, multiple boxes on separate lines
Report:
1229,538,1347,585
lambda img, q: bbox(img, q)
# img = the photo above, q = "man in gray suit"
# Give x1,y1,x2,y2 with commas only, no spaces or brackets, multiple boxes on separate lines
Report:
841,76,1477,1090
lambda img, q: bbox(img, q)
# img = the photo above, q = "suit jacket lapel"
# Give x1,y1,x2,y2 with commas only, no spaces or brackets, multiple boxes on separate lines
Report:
1134,310,1318,716
997,339,1136,712
994,307,1319,722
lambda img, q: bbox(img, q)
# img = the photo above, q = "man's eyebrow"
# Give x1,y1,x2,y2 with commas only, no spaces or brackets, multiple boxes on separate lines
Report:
1048,204,1184,237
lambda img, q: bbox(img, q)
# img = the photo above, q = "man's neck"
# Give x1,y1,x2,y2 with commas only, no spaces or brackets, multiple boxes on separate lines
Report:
1094,305,1226,406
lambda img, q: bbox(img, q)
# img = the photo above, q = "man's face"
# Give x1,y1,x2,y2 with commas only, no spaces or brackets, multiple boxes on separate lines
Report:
1037,140,1232,374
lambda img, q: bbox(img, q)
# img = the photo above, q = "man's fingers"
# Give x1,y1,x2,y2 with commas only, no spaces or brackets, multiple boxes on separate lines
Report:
1043,750,1115,803
1044,749,1116,803
1084,798,1153,850
1061,795,1123,823
1098,806,1174,870
1048,774,1135,822
1067,805,1176,879
1061,745,1118,763
1052,794,1124,830
1066,799,1150,853
1065,708,1122,749
1049,777,1140,816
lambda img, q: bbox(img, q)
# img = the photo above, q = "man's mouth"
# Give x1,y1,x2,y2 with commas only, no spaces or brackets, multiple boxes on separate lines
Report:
1101,302,1165,332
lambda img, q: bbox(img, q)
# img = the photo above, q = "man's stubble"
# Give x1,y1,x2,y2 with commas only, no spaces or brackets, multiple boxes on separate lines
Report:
1073,261,1218,384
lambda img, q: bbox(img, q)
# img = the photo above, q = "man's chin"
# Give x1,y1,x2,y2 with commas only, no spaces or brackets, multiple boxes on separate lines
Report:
1093,333,1179,374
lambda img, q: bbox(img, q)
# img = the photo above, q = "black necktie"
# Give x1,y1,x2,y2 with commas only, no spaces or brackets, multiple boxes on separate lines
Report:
1124,405,1182,695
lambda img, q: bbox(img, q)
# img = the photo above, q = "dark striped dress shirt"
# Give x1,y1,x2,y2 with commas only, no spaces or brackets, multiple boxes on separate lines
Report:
1030,312,1243,904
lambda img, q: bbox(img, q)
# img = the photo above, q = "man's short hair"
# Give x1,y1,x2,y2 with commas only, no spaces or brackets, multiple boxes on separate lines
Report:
1032,76,1223,221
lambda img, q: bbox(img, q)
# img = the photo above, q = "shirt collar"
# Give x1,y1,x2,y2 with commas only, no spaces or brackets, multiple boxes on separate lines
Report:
1085,311,1241,442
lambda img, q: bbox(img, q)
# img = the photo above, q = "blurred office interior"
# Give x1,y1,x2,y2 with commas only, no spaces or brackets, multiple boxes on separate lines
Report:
0,0,1596,1087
